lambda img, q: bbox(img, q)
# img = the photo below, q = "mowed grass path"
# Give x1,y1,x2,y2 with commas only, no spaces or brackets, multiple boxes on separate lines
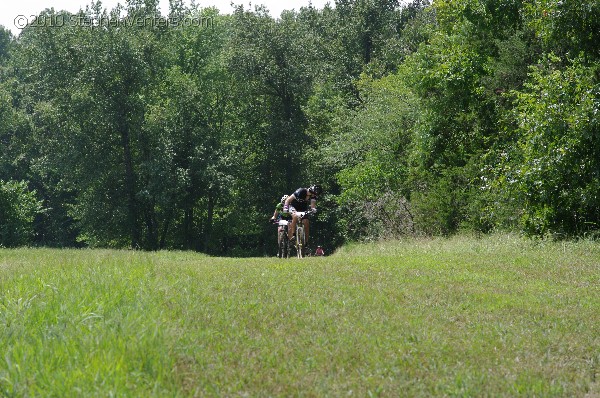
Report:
1,236,599,397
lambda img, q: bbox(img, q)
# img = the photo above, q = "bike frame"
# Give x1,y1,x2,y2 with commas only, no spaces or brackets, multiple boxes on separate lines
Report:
277,219,289,259
293,211,312,259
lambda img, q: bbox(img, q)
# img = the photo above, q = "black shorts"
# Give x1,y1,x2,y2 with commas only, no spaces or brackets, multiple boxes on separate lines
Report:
290,204,308,213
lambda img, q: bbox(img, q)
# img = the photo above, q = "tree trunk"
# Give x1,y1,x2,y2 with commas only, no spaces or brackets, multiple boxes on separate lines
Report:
120,126,140,249
144,204,158,250
183,204,194,250
204,192,215,252
159,208,172,249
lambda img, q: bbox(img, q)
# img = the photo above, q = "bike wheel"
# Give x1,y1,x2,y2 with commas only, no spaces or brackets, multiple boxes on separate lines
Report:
282,231,289,259
296,226,305,259
278,229,286,258
283,226,290,259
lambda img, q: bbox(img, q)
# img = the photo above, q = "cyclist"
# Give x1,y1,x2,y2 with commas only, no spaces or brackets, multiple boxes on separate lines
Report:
270,194,291,226
270,195,291,256
283,185,322,245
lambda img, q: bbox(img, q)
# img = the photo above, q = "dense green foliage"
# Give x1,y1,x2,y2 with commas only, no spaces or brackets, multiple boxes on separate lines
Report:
0,180,41,246
0,0,599,252
1,237,599,395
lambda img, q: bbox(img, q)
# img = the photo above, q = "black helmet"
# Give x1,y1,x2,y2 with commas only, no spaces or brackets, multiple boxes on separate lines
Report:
309,185,322,197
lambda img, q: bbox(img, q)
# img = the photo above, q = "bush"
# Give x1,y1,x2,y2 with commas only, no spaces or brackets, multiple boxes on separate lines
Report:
507,55,600,236
0,180,42,247
411,168,469,236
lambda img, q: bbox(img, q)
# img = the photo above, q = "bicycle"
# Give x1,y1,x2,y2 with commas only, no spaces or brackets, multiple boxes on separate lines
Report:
292,210,314,259
275,219,290,259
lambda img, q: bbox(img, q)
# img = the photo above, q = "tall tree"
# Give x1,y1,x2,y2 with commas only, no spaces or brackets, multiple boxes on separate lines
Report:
143,7,231,251
223,6,326,252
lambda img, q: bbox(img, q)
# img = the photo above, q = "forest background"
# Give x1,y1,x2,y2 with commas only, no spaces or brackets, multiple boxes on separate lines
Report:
1,0,599,255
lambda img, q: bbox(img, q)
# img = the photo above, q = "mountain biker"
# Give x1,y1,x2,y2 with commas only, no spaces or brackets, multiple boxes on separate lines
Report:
270,195,291,227
270,195,292,257
283,185,322,245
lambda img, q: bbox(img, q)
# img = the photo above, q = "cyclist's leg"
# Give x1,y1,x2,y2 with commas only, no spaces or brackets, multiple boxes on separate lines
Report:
288,207,298,240
303,218,310,245
289,217,296,240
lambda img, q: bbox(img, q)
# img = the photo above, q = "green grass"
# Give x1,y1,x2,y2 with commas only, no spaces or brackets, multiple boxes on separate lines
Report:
1,235,599,397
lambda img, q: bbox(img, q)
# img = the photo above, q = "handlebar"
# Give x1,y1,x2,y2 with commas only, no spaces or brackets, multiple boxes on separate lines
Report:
271,209,316,224
294,210,316,220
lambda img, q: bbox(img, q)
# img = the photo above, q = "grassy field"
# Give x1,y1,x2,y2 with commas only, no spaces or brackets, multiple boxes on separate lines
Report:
1,235,599,397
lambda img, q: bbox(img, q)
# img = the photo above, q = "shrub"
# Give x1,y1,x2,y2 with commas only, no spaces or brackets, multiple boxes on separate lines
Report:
0,180,42,247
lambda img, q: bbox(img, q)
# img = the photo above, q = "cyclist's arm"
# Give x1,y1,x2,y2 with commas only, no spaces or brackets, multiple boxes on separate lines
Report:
310,198,317,210
271,203,282,220
284,195,295,208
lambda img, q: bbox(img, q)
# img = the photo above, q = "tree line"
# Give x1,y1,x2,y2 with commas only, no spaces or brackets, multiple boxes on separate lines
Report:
1,0,599,253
